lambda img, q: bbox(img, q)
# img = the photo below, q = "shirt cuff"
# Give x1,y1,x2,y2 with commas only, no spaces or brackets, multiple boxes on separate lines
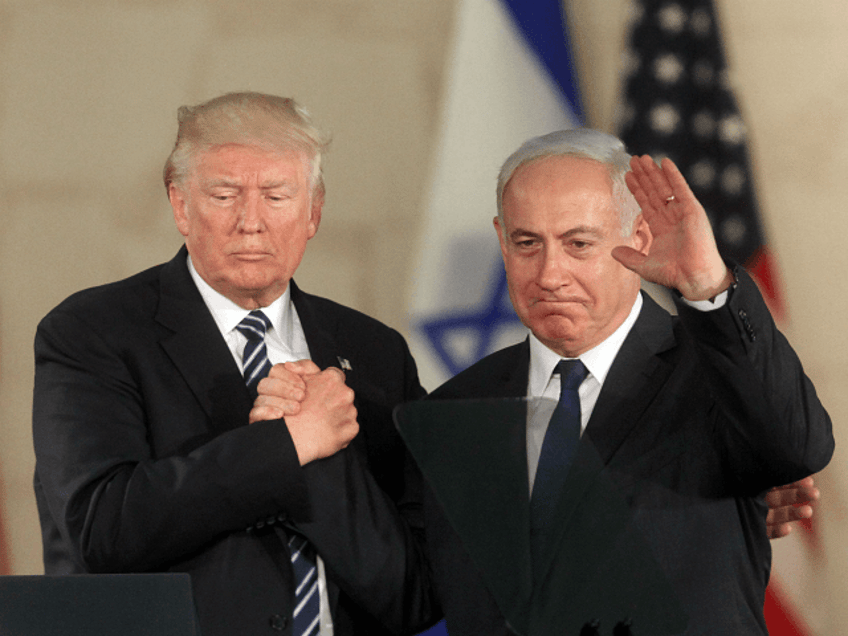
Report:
679,288,729,312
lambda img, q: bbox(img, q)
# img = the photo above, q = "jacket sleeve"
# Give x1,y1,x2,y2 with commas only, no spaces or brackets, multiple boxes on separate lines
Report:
33,305,309,573
674,265,834,490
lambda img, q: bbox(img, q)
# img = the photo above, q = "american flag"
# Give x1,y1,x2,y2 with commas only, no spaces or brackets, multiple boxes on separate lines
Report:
618,0,785,320
617,0,817,633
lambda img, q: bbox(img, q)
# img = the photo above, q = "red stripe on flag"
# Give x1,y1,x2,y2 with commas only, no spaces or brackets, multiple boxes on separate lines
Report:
745,246,786,322
765,582,813,636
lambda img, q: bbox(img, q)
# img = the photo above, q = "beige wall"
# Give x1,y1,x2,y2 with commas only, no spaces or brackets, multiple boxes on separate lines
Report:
1,0,846,627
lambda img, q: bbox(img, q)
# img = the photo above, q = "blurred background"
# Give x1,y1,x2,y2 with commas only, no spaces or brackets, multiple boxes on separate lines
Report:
0,1,845,633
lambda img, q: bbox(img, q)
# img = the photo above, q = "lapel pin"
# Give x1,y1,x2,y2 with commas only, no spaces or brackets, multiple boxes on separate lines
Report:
337,356,353,372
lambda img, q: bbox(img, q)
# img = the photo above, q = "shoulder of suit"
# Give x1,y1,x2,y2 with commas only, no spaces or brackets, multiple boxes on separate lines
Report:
428,340,527,401
39,261,166,328
293,284,404,338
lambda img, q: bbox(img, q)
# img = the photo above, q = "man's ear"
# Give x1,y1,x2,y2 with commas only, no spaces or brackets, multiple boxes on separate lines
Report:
494,216,509,261
308,189,324,239
631,214,652,255
169,184,190,237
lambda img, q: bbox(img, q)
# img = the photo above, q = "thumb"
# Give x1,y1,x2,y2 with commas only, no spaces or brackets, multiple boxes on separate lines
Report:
611,245,648,275
285,359,321,376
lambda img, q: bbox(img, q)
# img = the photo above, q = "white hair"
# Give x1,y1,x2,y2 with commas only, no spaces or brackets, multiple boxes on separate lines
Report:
496,129,641,235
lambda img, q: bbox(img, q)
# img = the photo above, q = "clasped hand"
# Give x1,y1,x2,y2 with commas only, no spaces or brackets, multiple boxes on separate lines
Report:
249,360,359,465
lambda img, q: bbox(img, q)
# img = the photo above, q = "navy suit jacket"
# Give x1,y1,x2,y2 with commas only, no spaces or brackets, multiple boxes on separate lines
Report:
397,266,833,636
33,247,434,636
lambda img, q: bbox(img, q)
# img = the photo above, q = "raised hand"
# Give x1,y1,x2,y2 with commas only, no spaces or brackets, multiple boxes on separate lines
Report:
613,155,733,301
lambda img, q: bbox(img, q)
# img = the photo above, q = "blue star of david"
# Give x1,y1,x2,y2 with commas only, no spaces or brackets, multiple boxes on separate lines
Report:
418,265,523,377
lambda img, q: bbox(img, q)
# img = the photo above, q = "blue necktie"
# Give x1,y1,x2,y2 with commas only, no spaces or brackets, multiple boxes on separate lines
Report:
289,534,320,636
531,359,588,564
236,310,274,397
236,311,320,635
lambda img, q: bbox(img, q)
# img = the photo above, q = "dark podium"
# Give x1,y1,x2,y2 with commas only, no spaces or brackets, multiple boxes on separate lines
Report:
0,573,199,636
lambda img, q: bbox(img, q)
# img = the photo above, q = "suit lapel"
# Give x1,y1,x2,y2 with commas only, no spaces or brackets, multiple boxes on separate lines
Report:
290,281,340,371
584,294,676,463
535,293,677,582
155,248,253,436
290,282,357,615
290,282,361,451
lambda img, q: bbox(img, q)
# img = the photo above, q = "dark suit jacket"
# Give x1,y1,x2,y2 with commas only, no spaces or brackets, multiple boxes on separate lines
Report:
32,247,434,636
396,266,833,636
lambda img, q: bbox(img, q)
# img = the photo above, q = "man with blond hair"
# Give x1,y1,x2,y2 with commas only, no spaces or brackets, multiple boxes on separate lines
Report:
33,92,434,636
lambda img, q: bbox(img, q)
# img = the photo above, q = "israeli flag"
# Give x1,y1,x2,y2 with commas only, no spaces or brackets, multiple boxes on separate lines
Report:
409,0,584,395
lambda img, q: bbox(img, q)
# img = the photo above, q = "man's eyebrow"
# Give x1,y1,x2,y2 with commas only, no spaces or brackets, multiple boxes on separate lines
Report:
203,178,242,188
200,178,299,190
508,225,604,239
561,225,604,238
508,228,541,239
259,180,298,190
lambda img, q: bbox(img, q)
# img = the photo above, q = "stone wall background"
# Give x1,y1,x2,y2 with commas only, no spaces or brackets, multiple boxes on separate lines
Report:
1,0,846,628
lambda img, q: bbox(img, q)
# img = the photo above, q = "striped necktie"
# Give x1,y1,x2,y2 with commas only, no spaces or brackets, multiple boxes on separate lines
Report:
236,310,274,396
236,310,320,635
289,534,320,635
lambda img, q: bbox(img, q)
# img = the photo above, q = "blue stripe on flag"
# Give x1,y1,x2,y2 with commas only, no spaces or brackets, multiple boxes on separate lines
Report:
501,0,584,122
415,0,584,384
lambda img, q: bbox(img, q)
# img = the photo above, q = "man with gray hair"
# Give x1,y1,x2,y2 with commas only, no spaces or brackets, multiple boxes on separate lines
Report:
32,92,434,636
395,128,833,635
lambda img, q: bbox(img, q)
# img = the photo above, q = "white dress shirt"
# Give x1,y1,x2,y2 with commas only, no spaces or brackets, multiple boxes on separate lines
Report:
525,288,729,493
187,256,335,636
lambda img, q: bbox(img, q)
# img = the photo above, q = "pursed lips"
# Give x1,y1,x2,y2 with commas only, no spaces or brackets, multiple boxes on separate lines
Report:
230,250,272,260
529,296,584,307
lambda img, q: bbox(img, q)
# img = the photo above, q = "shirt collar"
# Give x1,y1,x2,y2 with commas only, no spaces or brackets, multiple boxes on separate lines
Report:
186,254,292,339
528,292,643,397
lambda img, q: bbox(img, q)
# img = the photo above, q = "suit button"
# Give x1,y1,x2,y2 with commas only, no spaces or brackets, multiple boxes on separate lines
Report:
269,614,288,631
737,309,757,341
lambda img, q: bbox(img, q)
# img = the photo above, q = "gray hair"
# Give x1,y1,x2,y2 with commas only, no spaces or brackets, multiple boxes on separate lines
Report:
163,92,331,196
496,128,641,235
